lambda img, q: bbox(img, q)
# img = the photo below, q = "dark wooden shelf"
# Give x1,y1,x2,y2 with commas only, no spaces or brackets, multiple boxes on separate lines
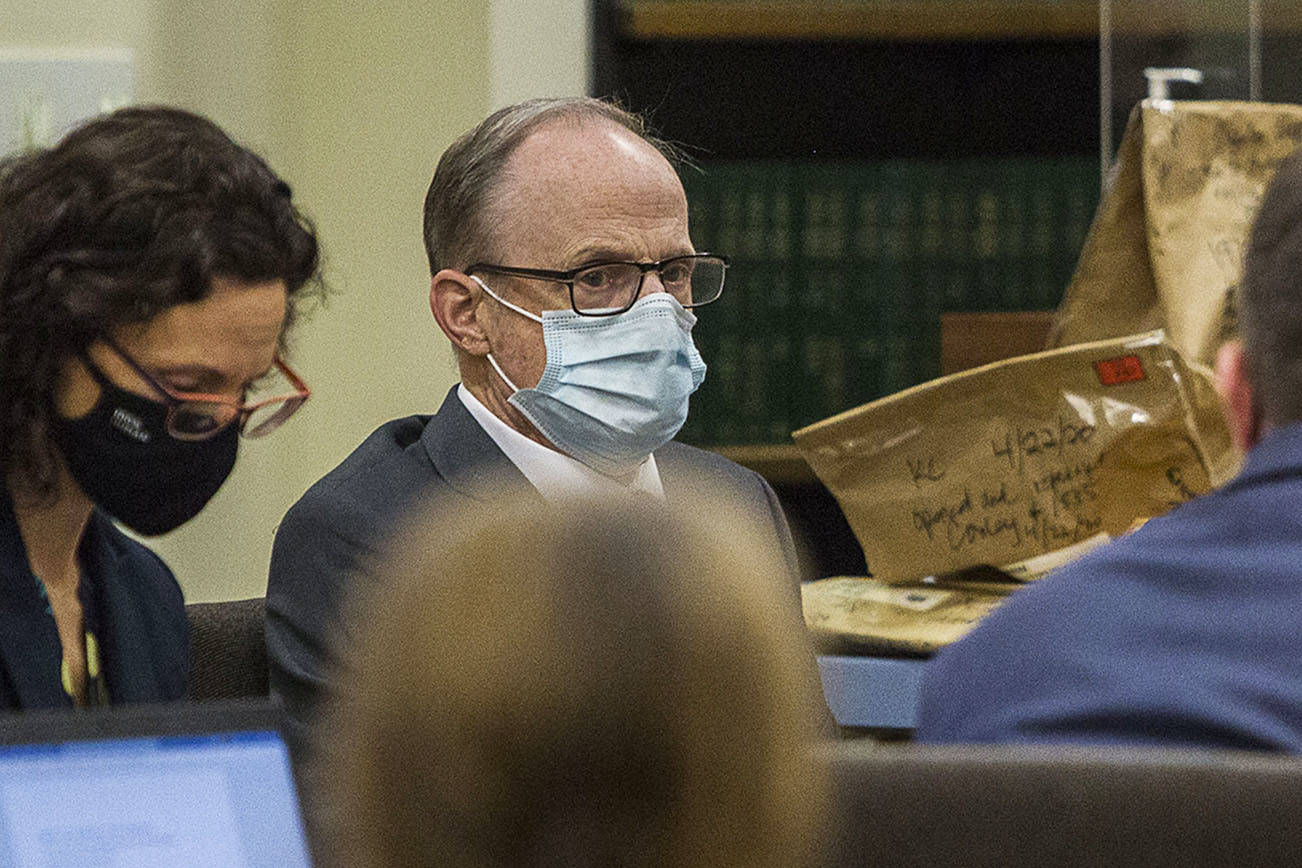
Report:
620,1,1302,42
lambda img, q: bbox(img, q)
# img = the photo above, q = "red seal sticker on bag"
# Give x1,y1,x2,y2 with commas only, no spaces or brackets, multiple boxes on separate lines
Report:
1094,355,1146,386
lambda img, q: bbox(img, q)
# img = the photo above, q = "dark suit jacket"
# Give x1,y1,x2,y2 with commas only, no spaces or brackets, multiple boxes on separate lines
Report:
267,386,799,753
916,422,1302,751
0,488,188,709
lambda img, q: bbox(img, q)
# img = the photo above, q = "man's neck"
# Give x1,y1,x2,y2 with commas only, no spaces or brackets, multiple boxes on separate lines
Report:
461,360,558,453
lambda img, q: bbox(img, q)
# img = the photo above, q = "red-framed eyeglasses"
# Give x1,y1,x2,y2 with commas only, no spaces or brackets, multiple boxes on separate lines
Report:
89,337,311,441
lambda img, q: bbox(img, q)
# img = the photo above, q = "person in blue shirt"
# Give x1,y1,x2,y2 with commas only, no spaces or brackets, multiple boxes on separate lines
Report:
916,147,1302,751
0,106,320,709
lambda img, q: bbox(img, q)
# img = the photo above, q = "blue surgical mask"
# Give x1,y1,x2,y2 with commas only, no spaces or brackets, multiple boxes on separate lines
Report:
472,276,707,477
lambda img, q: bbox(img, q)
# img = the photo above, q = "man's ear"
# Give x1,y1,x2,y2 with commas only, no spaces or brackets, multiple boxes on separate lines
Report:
430,269,489,356
1215,339,1261,452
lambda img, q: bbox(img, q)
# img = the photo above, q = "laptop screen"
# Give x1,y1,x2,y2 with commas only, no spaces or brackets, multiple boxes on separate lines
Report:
0,703,311,868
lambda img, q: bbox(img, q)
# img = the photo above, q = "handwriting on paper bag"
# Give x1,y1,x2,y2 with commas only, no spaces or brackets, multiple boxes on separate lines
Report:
990,417,1096,475
907,457,947,487
908,416,1105,556
910,482,1106,554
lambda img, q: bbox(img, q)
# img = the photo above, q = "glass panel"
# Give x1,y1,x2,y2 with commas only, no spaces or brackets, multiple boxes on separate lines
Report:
1261,1,1302,103
1102,0,1262,170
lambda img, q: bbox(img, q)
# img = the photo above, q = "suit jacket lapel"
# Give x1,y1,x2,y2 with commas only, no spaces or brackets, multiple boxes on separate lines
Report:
0,489,71,709
421,387,541,504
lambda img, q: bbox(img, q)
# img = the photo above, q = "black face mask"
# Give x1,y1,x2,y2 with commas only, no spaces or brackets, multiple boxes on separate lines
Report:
50,364,239,536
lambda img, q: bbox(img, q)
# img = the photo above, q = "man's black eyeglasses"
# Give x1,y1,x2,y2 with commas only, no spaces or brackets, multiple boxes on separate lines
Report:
466,254,728,317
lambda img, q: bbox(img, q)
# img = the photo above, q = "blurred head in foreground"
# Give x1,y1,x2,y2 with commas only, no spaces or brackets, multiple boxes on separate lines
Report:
323,492,828,868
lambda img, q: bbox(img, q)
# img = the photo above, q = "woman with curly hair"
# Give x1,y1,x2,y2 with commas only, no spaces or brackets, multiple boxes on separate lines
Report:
0,106,320,709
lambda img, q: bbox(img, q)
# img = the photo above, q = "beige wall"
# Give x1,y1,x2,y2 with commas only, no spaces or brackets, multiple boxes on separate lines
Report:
4,0,589,600
0,2,157,58
490,0,590,108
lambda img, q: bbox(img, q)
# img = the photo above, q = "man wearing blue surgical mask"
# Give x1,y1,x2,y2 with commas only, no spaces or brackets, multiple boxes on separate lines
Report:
266,98,806,812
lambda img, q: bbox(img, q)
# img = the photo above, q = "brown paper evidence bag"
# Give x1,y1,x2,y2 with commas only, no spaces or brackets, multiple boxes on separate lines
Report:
794,332,1236,655
794,99,1302,656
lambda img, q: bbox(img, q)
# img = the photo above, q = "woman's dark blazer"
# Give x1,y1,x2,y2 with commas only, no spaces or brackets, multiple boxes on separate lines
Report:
0,490,188,709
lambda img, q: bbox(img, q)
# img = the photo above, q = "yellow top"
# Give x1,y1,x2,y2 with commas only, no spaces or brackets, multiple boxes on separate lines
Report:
61,631,110,708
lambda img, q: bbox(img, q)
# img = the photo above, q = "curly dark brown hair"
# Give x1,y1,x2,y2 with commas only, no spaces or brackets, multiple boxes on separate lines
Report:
0,105,322,500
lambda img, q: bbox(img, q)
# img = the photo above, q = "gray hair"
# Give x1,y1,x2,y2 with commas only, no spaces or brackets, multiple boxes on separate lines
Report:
421,97,680,275
1241,147,1302,427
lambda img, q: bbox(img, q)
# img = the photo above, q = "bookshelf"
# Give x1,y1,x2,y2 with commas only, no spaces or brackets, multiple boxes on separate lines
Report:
675,157,1097,447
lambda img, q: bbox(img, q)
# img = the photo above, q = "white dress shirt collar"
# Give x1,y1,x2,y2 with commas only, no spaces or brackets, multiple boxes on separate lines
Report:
457,384,665,503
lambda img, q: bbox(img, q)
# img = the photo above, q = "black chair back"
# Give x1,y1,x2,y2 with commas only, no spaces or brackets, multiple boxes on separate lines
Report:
186,597,269,701
819,741,1302,867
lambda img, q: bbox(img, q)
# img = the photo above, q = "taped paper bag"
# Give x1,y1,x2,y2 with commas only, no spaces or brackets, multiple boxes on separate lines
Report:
802,578,1008,656
801,535,1108,655
1052,100,1302,366
792,331,1235,587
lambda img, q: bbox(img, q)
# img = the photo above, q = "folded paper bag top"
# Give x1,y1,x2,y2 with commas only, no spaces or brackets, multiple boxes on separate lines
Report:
792,331,1237,586
1052,99,1302,366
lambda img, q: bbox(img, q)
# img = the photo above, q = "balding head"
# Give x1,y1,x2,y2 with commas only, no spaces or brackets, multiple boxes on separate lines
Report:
422,97,679,275
423,99,703,461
